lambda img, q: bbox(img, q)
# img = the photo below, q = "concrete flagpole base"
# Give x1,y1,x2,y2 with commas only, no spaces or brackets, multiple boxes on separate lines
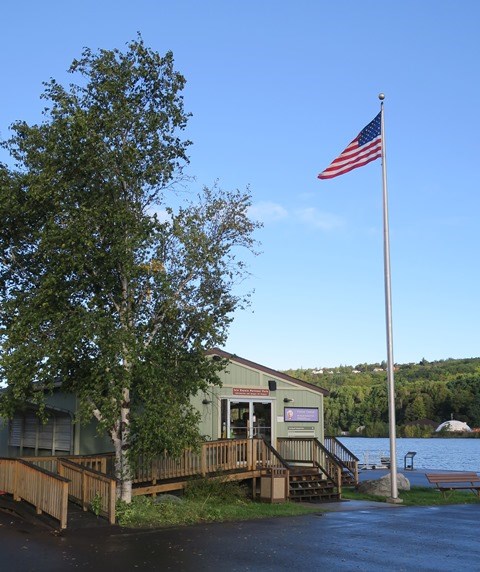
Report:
386,497,404,504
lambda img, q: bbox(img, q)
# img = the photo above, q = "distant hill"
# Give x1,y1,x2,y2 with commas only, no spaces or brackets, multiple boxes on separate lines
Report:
283,357,480,436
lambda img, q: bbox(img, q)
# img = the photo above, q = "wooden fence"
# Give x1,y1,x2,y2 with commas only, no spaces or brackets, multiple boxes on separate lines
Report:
0,458,69,529
58,459,116,524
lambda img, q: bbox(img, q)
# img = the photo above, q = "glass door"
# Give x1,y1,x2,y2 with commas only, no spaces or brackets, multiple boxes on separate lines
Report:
228,401,250,439
252,401,272,443
221,399,272,443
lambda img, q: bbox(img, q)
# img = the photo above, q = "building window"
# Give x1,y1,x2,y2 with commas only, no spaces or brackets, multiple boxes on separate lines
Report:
9,409,73,456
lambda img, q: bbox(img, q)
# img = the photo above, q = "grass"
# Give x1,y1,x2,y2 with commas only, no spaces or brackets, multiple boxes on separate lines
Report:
115,477,320,528
115,478,480,528
342,486,480,506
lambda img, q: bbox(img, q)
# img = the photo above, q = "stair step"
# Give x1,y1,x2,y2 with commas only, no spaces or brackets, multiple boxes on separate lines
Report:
290,475,329,482
289,492,341,502
289,473,339,502
290,482,334,489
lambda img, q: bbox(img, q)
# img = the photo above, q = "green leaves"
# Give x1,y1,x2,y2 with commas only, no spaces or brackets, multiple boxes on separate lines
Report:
0,37,260,492
290,358,480,435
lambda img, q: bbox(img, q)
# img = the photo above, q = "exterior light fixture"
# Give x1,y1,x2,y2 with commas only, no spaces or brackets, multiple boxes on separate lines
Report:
283,398,294,403
202,398,213,405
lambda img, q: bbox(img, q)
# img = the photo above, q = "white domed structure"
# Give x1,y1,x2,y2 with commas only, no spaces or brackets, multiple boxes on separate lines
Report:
435,420,471,433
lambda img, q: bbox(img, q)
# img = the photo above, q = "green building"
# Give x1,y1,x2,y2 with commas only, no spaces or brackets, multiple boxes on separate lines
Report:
0,349,328,457
197,349,328,446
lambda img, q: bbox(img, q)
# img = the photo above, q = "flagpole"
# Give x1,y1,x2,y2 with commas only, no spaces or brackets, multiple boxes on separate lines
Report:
379,93,401,503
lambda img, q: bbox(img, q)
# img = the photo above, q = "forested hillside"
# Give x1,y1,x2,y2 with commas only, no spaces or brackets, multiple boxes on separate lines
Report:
283,357,480,437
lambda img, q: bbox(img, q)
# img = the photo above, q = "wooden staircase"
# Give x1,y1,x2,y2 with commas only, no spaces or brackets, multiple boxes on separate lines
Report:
276,436,359,503
288,467,340,502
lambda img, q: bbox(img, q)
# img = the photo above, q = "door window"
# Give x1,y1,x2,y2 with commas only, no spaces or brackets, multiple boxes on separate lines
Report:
221,399,272,443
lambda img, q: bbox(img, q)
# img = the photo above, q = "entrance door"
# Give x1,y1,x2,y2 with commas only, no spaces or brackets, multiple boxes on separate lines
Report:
222,400,272,443
252,402,272,442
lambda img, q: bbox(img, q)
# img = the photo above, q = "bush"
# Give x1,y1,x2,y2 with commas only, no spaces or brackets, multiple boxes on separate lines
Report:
184,476,249,503
115,478,249,528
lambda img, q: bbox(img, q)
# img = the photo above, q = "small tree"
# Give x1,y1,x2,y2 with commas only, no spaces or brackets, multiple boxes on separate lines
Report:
0,38,259,501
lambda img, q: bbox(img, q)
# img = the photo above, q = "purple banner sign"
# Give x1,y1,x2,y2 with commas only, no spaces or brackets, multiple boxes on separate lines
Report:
284,407,319,422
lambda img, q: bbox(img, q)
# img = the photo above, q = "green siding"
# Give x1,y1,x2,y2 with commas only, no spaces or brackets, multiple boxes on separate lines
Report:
217,363,261,387
0,419,9,456
76,419,113,455
1,355,325,457
193,358,325,444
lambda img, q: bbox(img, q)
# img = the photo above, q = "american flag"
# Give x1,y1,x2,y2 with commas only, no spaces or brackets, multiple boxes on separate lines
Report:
318,112,382,179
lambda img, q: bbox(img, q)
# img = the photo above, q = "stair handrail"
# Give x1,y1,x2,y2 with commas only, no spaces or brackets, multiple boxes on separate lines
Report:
324,436,359,484
311,460,341,487
325,436,360,463
257,438,291,471
319,441,353,472
257,439,290,500
276,437,343,492
311,438,345,492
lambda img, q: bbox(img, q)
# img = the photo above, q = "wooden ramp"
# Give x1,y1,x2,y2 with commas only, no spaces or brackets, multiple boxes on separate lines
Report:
131,437,358,503
0,437,359,527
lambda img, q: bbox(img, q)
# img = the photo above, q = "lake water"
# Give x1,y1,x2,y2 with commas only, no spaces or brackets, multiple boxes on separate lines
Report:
338,437,480,472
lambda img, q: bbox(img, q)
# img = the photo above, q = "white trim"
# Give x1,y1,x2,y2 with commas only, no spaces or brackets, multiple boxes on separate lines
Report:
220,397,275,443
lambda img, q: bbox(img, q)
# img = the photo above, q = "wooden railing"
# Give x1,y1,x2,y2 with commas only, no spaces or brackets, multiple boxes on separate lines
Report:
20,453,115,477
58,459,116,524
0,458,69,529
69,454,115,475
255,439,289,471
277,437,343,492
257,440,290,500
324,436,359,484
133,439,287,485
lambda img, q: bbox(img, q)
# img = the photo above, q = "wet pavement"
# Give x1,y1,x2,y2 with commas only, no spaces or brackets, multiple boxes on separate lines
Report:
1,501,479,571
1,469,479,571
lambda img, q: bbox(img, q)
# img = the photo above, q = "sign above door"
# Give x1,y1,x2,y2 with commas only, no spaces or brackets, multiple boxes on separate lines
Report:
232,388,270,397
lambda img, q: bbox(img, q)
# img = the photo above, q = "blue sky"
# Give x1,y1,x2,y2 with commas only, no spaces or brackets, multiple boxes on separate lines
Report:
1,1,479,370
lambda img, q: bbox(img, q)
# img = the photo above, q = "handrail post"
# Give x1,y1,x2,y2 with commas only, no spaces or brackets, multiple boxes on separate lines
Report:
13,460,20,502
82,468,87,511
247,439,253,470
60,480,69,530
201,444,207,477
109,479,116,524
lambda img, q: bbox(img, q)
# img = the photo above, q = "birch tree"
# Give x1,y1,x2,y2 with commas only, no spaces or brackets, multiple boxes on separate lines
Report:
0,37,259,501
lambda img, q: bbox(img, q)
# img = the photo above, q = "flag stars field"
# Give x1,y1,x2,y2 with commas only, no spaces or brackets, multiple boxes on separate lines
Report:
318,112,382,180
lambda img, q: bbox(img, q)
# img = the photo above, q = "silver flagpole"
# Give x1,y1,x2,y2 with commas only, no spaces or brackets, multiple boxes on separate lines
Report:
379,93,401,502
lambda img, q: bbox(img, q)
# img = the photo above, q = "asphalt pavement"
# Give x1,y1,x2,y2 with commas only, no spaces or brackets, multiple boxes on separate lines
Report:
1,469,478,571
1,499,479,571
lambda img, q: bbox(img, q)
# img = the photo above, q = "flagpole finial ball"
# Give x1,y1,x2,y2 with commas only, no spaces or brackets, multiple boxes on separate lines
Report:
378,93,385,101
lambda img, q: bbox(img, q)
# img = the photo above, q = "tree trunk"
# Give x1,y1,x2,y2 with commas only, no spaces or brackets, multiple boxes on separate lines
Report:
111,388,133,503
112,435,133,502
